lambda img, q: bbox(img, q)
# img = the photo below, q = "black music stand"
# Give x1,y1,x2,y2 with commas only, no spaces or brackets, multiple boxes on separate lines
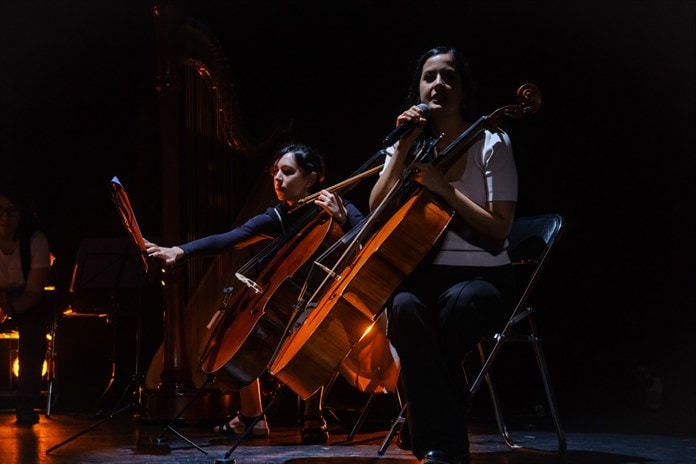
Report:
47,176,151,454
67,237,148,413
69,237,148,293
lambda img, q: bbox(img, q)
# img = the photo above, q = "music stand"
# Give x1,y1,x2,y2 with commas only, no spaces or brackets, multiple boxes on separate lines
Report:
58,237,145,416
68,237,148,294
47,176,151,454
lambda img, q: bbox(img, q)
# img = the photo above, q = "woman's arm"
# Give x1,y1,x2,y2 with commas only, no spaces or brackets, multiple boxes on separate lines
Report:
146,212,277,266
369,106,427,211
5,266,50,316
412,162,516,243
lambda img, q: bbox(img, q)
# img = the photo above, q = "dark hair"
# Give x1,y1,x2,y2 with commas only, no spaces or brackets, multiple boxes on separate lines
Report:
272,144,326,193
0,185,39,241
404,46,478,121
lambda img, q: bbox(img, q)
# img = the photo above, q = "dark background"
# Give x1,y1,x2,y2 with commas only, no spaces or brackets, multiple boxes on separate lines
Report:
1,1,695,423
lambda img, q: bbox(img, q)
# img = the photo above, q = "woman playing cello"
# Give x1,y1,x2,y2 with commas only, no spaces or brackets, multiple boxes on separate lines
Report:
369,46,519,464
146,144,364,444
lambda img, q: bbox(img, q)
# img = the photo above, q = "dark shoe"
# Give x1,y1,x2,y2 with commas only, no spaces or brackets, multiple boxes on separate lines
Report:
421,449,469,464
300,415,329,445
16,411,40,426
397,423,411,450
213,413,269,437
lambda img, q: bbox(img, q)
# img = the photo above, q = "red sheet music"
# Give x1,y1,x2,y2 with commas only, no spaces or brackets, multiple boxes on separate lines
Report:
110,176,148,273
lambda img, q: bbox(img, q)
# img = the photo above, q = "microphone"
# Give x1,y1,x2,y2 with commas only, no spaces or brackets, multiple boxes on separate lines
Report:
382,103,430,147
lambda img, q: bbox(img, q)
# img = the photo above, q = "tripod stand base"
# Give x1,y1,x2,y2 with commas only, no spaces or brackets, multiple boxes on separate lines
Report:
148,437,169,447
140,388,236,421
135,436,172,453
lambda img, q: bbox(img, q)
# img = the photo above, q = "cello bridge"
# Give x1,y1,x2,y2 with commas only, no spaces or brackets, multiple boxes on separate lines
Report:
313,261,341,281
235,272,262,294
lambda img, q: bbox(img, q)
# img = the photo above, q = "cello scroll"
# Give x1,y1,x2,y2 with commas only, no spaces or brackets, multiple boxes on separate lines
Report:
486,83,542,128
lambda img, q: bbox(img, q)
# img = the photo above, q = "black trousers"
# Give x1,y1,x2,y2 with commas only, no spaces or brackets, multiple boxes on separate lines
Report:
387,264,515,460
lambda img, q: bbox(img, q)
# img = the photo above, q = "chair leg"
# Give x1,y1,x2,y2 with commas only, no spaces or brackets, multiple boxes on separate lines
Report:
528,315,566,455
320,371,341,422
45,315,58,417
347,392,376,441
477,342,512,442
478,310,566,456
377,403,406,455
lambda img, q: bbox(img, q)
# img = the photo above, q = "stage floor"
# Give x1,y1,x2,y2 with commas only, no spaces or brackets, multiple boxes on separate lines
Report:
1,403,694,464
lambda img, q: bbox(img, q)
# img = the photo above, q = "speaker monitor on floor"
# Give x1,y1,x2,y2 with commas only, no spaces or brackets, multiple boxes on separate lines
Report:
0,332,19,393
52,312,114,413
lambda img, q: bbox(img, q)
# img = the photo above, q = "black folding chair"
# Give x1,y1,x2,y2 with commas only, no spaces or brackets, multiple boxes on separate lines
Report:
378,213,567,456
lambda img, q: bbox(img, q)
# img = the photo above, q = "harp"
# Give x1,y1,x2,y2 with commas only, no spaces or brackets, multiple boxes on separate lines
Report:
142,5,289,420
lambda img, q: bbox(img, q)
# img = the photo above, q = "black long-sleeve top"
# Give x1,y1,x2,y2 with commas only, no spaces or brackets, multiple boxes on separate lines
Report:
179,201,364,260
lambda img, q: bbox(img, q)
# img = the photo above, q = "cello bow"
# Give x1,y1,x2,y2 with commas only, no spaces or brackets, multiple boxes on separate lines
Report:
293,164,384,209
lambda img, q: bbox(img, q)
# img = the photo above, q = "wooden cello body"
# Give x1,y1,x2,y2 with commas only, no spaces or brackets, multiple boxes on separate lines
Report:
199,211,343,390
270,84,542,399
270,186,452,398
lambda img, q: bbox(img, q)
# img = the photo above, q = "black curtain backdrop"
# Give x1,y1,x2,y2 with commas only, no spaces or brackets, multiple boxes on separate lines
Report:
1,1,694,420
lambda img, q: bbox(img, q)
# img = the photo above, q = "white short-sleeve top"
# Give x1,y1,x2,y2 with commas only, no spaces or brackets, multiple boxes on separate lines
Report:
0,231,51,291
382,128,517,267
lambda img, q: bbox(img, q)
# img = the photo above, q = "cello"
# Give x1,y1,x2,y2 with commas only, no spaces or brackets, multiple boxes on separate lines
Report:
198,154,384,390
269,84,542,399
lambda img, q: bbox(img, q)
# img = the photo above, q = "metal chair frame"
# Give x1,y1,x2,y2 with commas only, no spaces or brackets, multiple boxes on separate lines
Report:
378,213,567,456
